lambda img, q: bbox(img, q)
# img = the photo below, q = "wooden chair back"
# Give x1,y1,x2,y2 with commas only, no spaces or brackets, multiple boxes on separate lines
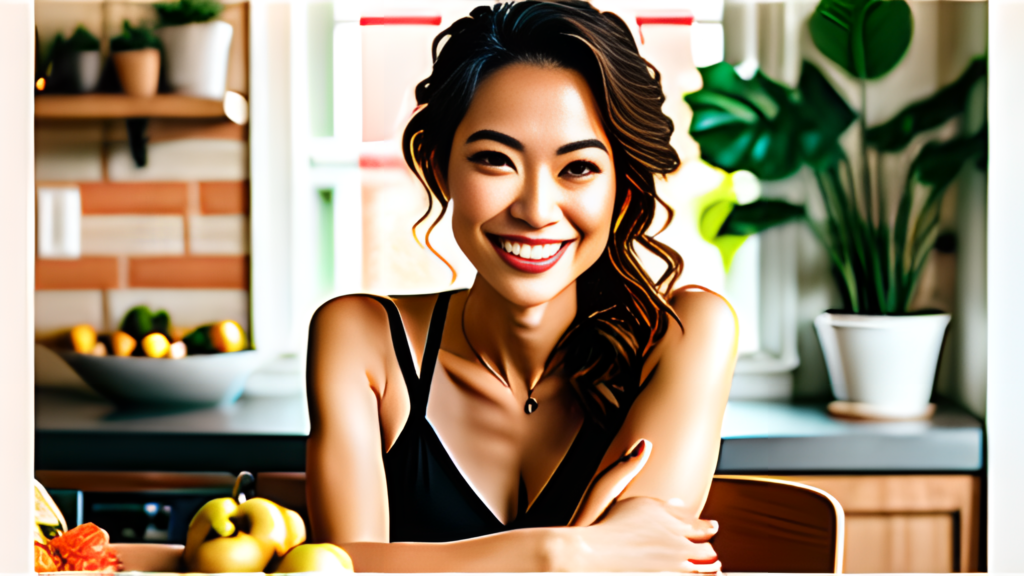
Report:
702,475,845,573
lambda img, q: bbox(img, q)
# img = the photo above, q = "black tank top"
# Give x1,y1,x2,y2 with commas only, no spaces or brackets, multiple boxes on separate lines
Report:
367,291,619,543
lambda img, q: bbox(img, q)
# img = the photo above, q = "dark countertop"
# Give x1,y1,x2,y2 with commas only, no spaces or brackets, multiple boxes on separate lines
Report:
35,386,983,474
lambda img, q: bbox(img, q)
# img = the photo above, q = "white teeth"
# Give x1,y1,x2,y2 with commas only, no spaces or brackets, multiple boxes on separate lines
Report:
499,239,562,259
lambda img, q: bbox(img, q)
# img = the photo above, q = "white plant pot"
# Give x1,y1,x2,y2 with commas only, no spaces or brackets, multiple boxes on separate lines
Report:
814,312,951,416
75,50,102,93
157,20,233,100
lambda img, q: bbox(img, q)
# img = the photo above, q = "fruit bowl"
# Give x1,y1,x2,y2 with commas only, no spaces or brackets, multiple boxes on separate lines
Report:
56,349,264,407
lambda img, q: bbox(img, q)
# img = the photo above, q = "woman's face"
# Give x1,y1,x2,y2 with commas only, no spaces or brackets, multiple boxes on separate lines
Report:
446,63,617,308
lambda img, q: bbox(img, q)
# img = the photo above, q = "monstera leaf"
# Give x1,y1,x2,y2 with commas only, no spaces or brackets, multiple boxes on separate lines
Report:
688,61,856,180
718,200,807,236
867,57,987,151
685,63,804,180
809,0,913,79
795,62,857,169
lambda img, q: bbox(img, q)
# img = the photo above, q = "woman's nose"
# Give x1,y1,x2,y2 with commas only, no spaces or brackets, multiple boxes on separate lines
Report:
510,169,562,228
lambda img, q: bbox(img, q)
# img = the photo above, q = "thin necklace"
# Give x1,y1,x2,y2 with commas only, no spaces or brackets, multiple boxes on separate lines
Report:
460,289,548,414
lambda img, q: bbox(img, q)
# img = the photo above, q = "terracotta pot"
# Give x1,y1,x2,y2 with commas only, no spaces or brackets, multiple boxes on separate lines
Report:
815,312,951,418
112,48,161,97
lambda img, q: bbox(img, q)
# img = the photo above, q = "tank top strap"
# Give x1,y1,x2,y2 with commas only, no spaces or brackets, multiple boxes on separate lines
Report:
414,290,454,416
363,295,421,399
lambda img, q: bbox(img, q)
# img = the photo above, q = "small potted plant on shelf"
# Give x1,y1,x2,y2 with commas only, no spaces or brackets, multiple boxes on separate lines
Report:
47,25,102,93
111,20,163,97
155,0,233,100
684,0,987,418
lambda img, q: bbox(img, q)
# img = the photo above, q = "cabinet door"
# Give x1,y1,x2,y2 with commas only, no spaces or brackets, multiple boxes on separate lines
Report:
780,475,980,573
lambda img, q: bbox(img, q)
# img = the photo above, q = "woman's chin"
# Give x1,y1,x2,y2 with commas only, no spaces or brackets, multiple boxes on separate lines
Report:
474,271,578,310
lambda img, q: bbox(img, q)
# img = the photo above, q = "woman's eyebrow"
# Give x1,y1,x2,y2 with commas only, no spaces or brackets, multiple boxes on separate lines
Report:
466,129,523,151
556,139,608,155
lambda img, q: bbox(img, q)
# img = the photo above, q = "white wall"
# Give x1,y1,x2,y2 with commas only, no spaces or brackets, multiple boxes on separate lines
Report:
986,0,1024,570
0,0,35,571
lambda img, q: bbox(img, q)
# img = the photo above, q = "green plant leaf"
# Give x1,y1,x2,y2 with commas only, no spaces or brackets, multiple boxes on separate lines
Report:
867,58,987,151
796,62,856,169
718,199,806,236
809,0,914,79
155,0,224,26
686,63,803,180
110,20,162,51
912,127,988,191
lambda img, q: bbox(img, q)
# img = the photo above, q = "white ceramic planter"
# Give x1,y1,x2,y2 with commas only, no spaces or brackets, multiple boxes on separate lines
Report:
815,312,951,416
157,20,233,100
75,50,102,92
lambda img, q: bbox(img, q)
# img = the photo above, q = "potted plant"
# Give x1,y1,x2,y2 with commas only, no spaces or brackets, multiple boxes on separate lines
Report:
154,0,233,100
111,21,163,97
684,0,987,418
47,26,102,93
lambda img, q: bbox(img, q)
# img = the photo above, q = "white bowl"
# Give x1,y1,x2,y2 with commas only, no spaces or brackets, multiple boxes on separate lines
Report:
57,350,264,407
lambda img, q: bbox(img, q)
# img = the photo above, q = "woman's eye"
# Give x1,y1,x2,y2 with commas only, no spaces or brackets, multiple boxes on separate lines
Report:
561,160,600,178
468,151,513,169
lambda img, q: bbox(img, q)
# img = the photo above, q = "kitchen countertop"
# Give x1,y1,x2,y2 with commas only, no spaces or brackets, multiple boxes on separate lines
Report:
35,386,983,474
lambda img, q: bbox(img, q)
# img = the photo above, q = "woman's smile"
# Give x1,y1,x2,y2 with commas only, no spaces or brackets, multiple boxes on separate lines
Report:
488,234,574,273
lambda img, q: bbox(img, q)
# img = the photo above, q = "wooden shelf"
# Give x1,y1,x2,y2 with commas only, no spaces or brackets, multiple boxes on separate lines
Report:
35,94,225,120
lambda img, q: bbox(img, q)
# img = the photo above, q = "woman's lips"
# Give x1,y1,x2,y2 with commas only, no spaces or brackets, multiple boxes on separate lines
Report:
489,235,572,274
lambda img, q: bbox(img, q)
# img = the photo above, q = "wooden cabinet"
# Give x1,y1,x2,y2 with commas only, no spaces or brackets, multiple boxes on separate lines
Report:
779,475,981,573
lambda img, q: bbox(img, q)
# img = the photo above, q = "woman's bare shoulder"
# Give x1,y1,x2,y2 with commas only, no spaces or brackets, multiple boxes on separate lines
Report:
310,293,392,341
668,285,737,337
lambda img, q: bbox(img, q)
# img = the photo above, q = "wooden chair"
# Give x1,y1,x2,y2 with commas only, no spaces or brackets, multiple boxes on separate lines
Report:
702,475,845,573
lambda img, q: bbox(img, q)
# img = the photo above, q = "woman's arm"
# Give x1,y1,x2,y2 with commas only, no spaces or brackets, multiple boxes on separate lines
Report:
305,293,726,572
596,287,738,517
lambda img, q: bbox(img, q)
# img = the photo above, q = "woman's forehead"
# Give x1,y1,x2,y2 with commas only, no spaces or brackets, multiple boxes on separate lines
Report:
455,63,610,150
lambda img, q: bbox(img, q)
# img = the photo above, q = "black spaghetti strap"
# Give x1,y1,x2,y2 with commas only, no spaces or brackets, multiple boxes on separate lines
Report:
365,295,420,396
414,291,454,414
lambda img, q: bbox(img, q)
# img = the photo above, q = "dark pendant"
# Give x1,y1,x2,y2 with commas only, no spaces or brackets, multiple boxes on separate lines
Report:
524,397,539,414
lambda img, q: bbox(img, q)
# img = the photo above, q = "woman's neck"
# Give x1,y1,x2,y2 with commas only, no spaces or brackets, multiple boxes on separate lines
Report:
462,278,577,393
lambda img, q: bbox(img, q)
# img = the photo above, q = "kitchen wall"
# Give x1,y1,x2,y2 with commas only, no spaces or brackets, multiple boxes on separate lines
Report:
34,1,251,382
35,123,250,340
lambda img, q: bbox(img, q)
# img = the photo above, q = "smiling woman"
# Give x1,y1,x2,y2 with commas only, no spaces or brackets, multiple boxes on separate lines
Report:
305,1,738,572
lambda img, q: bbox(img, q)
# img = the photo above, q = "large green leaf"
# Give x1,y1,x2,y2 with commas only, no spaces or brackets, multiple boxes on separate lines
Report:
867,58,987,151
796,62,857,169
718,199,806,236
809,0,914,79
686,63,804,180
912,127,988,191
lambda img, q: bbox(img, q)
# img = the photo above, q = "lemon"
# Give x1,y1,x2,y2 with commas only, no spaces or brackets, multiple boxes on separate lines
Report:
210,320,246,353
141,333,171,358
70,324,97,354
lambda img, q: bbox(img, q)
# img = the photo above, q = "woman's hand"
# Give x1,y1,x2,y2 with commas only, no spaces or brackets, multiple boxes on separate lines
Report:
570,497,720,573
564,439,721,573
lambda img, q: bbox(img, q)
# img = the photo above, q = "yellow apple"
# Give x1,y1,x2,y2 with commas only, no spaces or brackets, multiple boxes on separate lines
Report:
273,543,354,573
191,531,269,573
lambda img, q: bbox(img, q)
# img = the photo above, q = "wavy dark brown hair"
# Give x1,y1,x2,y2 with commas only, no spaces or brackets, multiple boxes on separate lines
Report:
403,0,683,429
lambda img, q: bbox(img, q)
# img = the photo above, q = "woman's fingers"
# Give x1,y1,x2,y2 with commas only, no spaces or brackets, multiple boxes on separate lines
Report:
663,498,719,542
570,438,651,526
681,559,722,574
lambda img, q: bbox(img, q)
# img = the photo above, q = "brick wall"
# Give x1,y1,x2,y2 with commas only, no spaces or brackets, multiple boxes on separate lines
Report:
35,121,250,339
